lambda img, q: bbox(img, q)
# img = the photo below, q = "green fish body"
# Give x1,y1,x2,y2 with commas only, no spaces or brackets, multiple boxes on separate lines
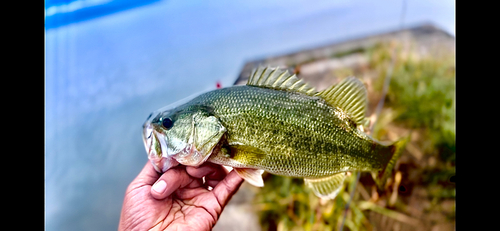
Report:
143,67,407,199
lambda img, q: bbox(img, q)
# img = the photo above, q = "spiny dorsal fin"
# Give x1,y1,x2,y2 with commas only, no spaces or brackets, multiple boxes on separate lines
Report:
316,77,368,125
247,66,316,96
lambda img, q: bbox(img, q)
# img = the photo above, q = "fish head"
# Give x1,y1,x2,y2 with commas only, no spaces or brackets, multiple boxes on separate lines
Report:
142,105,226,172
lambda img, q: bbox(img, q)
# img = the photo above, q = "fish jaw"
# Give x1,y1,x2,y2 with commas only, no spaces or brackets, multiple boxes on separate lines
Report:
142,118,214,172
172,143,212,167
150,154,180,173
143,121,179,172
152,125,212,167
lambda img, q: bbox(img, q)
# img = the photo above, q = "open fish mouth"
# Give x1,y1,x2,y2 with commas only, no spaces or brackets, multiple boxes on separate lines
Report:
142,121,179,172
143,118,209,172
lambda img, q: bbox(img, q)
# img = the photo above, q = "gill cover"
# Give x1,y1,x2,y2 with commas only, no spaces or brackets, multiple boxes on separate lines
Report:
193,113,227,159
160,110,226,168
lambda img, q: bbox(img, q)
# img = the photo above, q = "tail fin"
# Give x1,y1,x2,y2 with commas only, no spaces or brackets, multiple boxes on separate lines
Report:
373,135,410,189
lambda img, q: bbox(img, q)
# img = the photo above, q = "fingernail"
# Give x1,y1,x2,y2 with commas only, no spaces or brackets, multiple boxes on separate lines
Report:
152,180,167,194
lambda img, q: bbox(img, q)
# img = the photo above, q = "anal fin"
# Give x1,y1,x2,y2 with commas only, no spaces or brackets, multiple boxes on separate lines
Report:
304,173,346,200
234,168,265,187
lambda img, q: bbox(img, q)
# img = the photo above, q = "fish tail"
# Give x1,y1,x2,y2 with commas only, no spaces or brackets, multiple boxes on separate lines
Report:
374,135,410,189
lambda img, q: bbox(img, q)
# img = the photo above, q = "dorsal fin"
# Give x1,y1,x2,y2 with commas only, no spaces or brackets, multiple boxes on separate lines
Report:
247,66,316,96
316,77,368,125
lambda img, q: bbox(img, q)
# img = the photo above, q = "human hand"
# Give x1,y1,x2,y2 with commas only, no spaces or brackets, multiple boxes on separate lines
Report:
119,161,244,231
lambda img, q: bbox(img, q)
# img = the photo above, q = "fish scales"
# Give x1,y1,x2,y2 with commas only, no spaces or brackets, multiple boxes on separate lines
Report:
184,85,391,178
142,66,408,199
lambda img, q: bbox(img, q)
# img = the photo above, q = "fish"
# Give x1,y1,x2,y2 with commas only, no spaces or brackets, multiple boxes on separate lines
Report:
142,66,408,199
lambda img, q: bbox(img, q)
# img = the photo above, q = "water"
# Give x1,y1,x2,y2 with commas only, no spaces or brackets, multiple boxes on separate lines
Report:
45,0,454,230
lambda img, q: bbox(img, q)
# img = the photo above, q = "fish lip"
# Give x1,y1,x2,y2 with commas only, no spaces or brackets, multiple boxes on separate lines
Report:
142,123,153,154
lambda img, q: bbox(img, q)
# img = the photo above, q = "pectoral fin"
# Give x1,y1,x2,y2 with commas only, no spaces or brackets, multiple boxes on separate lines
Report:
304,173,346,199
234,168,265,187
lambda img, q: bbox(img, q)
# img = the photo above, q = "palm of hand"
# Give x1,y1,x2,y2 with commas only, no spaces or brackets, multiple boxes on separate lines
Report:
119,162,243,231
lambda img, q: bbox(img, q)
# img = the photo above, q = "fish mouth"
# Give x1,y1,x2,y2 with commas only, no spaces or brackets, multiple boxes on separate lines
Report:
142,110,215,172
142,121,179,173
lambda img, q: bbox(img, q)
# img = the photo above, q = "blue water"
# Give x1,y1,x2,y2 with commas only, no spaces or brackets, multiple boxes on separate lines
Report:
45,0,454,230
45,0,161,28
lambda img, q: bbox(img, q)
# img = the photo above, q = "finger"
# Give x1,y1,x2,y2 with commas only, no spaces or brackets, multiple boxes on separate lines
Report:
187,163,228,189
150,166,194,200
211,170,244,206
127,162,161,193
206,179,222,189
186,163,227,180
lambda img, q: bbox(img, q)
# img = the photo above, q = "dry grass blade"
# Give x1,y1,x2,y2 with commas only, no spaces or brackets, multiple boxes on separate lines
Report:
357,201,421,226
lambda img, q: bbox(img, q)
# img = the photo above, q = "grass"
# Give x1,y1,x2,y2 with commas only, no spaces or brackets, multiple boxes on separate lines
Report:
252,39,455,231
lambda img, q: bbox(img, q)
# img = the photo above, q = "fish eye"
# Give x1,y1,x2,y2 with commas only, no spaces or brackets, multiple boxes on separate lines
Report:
162,117,174,129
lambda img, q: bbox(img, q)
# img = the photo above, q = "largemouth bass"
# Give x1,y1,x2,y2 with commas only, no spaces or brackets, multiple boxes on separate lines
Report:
142,66,407,199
